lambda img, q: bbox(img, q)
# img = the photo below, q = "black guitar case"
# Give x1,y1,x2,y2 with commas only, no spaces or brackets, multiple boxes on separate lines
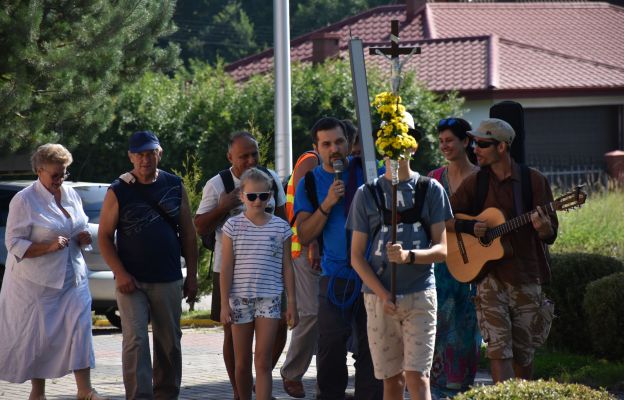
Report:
490,100,526,164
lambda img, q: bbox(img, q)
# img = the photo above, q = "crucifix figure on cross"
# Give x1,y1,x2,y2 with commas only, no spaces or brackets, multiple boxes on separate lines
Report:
369,19,421,94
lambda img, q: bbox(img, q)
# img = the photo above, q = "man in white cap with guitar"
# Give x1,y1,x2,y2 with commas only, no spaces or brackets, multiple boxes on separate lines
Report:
446,118,567,384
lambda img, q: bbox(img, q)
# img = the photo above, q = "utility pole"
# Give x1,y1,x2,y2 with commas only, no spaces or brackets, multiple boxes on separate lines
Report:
274,0,292,180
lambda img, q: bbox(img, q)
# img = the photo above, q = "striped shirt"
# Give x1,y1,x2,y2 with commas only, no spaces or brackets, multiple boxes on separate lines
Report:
222,213,292,298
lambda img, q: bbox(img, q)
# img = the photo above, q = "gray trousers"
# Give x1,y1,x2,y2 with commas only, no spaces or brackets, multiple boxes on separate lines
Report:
116,279,183,400
280,253,320,381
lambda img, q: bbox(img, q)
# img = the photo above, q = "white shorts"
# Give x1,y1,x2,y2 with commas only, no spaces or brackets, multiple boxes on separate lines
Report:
229,295,282,324
364,289,437,379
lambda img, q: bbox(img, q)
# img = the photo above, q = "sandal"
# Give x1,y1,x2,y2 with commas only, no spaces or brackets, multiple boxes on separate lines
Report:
77,388,108,400
282,377,305,398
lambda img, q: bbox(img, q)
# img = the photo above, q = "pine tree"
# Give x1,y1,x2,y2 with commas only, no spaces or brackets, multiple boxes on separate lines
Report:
0,0,179,154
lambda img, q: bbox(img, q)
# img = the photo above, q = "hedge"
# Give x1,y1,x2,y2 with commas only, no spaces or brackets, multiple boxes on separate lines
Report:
454,379,615,400
583,272,624,360
544,253,624,353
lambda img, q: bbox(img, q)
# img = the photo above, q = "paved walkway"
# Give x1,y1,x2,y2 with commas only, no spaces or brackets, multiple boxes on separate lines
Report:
0,326,491,399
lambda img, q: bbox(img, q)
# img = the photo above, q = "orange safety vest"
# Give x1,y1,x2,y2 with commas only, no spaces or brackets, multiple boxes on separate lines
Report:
286,151,319,258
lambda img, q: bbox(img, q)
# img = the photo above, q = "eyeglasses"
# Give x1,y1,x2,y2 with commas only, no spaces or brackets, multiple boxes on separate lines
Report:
42,168,70,181
243,192,271,202
438,118,458,128
471,140,499,149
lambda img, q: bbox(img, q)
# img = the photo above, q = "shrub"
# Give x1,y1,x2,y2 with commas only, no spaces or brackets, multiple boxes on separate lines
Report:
544,253,624,353
454,379,615,400
583,272,624,360
173,155,213,302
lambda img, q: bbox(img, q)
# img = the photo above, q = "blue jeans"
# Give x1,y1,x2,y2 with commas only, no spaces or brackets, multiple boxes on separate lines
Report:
316,276,382,400
116,279,183,400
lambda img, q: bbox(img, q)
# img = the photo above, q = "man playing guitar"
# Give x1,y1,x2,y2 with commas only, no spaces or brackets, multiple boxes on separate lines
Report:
447,118,558,383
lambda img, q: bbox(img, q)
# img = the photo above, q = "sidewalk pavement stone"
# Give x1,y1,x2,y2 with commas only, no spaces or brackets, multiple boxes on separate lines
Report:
11,324,618,399
0,327,352,400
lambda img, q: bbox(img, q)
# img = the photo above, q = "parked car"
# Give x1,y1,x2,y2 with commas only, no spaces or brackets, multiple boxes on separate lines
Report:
0,180,121,328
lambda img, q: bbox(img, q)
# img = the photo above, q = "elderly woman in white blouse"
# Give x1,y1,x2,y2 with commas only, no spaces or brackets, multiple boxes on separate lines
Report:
0,144,106,400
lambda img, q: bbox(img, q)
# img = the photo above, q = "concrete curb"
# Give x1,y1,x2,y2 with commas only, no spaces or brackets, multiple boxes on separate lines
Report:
93,318,221,328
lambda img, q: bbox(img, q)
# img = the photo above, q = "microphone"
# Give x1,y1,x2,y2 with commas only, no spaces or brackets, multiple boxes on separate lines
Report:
332,159,344,182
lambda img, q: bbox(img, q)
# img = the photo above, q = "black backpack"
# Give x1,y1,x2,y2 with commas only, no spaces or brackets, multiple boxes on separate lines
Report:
200,166,279,250
365,176,431,244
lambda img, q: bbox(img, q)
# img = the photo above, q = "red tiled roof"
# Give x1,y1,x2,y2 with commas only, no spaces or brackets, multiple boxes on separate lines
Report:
226,2,624,93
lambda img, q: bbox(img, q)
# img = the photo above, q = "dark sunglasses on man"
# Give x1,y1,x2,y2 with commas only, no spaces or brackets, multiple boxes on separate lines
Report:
243,192,271,202
471,140,499,149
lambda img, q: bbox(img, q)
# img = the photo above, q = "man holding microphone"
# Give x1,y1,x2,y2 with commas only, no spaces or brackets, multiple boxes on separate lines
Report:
293,117,382,400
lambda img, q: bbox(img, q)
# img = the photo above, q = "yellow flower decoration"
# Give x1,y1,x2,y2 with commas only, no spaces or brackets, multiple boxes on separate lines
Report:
371,91,418,160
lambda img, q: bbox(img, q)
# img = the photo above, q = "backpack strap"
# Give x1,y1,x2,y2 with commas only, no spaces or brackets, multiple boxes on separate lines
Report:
475,168,490,215
257,165,280,201
413,176,431,241
303,170,323,255
219,169,235,193
365,179,385,243
428,166,446,184
520,164,533,212
345,157,362,215
304,170,318,209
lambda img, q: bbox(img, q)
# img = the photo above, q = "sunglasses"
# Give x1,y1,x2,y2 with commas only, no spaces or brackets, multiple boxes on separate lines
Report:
42,168,70,181
243,192,271,202
471,140,499,149
438,118,458,128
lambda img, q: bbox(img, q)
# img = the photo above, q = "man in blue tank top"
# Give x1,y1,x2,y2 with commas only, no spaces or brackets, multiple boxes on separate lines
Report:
98,131,198,399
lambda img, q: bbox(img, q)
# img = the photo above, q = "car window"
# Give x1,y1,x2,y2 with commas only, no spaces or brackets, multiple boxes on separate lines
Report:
0,189,19,227
73,185,109,224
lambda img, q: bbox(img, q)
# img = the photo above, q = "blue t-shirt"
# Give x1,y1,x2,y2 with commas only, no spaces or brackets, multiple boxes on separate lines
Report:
346,173,453,294
111,170,183,283
293,157,364,279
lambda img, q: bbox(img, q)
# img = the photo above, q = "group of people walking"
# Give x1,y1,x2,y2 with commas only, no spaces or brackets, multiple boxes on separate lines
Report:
0,113,557,400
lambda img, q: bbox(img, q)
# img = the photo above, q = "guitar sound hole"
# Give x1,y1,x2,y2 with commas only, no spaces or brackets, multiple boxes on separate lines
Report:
478,235,493,247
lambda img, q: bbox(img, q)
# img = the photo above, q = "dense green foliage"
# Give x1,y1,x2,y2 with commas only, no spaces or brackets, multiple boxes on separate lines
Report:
70,58,463,185
583,272,624,360
172,157,213,305
454,379,615,400
171,0,391,64
551,189,624,260
544,253,624,354
533,348,624,390
0,1,179,154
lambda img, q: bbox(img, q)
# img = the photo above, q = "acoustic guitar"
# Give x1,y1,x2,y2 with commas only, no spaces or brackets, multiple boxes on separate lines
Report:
447,186,586,283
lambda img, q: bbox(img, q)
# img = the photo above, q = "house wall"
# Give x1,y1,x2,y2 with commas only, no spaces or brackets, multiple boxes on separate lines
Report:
462,95,624,167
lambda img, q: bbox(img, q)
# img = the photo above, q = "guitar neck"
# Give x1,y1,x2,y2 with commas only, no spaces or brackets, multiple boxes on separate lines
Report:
487,203,554,240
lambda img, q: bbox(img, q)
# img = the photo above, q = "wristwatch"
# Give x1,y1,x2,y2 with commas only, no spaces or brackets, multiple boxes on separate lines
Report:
408,250,416,264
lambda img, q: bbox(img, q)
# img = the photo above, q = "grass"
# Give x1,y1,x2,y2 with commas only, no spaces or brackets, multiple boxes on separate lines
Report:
535,349,624,391
551,188,624,260
478,345,624,391
92,310,220,328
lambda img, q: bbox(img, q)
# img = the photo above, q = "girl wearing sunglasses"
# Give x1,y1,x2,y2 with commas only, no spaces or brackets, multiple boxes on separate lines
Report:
428,118,481,399
220,167,298,400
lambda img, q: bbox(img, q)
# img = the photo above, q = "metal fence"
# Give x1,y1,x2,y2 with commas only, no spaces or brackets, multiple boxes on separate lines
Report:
528,157,609,192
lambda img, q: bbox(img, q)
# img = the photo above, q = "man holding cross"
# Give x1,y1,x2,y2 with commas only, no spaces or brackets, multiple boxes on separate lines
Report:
347,122,451,400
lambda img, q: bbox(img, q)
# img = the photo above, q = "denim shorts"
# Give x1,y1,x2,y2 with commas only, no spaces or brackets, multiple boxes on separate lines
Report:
229,295,282,324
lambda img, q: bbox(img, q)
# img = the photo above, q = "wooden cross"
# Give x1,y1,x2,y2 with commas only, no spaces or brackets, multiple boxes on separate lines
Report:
369,20,421,94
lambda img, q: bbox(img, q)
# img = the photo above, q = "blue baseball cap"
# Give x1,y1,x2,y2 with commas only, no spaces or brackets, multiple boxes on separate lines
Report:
129,131,160,153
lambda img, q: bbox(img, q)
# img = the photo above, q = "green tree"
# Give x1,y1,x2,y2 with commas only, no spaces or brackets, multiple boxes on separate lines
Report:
77,58,463,184
291,0,391,37
0,0,179,154
172,0,258,64
172,0,395,64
